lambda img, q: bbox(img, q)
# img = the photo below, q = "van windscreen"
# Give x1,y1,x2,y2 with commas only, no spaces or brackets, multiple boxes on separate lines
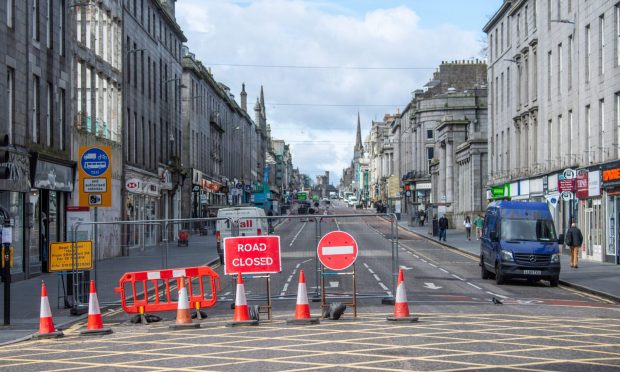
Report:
500,218,557,241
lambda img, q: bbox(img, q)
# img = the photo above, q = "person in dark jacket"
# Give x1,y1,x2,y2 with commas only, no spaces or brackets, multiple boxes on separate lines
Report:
565,222,583,268
438,215,449,241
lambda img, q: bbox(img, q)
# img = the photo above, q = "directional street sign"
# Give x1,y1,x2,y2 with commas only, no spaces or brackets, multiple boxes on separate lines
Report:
317,231,358,271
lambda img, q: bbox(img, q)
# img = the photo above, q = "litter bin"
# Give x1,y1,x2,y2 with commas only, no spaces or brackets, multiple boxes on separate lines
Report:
432,218,439,236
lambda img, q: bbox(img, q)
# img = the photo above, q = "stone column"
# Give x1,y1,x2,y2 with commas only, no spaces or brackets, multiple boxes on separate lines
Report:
446,141,453,203
439,142,446,202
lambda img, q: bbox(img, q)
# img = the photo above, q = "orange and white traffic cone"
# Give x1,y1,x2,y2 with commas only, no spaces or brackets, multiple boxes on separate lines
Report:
387,269,418,322
81,280,113,335
226,274,258,327
170,277,200,329
287,270,319,325
33,281,64,339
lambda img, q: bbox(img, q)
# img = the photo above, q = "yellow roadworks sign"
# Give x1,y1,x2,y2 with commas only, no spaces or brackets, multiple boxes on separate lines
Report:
49,241,93,272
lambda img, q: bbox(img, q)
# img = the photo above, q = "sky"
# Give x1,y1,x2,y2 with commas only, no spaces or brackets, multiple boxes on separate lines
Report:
175,0,504,185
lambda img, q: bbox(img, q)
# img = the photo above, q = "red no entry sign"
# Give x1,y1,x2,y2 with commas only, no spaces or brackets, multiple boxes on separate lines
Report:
317,231,358,271
223,235,281,275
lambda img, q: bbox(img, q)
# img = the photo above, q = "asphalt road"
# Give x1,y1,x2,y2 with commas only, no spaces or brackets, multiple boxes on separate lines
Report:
1,201,619,371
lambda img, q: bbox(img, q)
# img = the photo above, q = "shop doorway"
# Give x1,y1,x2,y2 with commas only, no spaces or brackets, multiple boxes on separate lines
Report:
581,199,603,262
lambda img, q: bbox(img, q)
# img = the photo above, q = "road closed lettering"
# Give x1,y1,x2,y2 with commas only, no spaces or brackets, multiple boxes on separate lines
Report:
224,235,281,275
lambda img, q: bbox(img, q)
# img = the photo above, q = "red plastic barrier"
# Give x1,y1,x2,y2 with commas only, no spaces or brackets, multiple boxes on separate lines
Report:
114,266,221,314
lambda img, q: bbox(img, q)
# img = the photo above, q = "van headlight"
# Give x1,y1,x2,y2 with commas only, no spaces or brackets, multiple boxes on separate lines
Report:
551,253,561,263
500,250,514,262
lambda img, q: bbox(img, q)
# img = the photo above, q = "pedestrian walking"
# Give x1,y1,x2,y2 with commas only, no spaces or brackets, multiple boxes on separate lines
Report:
464,216,472,240
419,210,425,226
565,222,583,268
473,214,484,240
438,215,449,242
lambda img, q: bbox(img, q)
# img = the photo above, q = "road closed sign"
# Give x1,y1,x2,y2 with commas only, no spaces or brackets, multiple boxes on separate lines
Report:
223,235,281,275
317,231,358,271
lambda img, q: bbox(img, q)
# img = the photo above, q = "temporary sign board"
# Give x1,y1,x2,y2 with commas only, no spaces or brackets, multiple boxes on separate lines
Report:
317,231,358,271
49,241,93,272
223,235,281,275
78,146,112,207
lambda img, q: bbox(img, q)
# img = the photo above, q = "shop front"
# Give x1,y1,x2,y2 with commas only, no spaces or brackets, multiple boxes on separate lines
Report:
0,146,30,280
125,172,160,249
30,154,75,274
601,166,620,263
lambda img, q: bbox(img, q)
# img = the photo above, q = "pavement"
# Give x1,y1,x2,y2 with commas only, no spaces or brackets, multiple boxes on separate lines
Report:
0,232,220,345
397,216,620,304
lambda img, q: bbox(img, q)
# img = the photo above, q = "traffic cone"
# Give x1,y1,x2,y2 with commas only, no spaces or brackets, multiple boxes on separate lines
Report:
287,270,319,325
387,269,418,322
170,277,200,329
226,274,258,327
33,281,64,339
80,280,113,335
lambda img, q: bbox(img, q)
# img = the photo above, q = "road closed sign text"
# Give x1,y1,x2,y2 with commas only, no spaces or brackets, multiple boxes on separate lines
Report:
223,235,281,275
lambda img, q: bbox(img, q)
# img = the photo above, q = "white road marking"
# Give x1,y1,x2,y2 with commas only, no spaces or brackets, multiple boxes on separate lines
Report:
287,275,293,282
423,282,442,290
439,268,449,274
428,263,437,268
290,222,307,247
452,274,465,281
399,265,413,270
467,282,482,290
486,291,508,299
364,262,391,296
282,283,289,292
412,254,419,259
223,292,231,296
420,259,427,263
295,263,301,269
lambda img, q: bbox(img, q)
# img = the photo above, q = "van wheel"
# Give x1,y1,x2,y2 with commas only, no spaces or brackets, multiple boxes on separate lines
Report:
495,263,505,285
480,259,491,279
549,276,559,287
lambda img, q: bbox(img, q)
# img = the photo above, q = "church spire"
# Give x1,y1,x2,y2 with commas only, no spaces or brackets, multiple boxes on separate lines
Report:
353,112,363,161
355,112,362,151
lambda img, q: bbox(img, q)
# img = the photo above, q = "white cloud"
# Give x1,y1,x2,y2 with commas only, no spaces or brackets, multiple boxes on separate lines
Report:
176,0,482,184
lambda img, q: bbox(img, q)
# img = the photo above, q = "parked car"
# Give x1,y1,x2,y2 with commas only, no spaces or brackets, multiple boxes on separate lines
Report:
216,207,268,265
480,201,563,287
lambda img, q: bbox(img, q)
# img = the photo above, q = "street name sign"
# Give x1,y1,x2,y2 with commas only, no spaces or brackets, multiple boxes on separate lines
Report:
317,231,358,271
223,235,281,275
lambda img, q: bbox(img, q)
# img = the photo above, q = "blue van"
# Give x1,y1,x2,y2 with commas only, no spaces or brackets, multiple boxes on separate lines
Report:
480,201,562,286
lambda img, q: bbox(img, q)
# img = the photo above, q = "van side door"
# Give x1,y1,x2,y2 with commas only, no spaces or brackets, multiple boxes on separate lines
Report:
481,208,498,269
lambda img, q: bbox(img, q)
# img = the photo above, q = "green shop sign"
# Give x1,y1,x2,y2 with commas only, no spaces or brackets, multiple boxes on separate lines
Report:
490,183,510,200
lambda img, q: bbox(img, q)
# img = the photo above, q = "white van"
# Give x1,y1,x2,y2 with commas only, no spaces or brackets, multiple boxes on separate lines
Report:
215,207,268,264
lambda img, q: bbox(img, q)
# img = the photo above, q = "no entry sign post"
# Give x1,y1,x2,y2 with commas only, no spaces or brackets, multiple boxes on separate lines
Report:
317,231,359,317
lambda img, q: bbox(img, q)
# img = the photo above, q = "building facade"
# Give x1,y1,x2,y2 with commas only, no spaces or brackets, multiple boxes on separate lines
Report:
485,0,620,264
73,0,124,259
0,0,75,278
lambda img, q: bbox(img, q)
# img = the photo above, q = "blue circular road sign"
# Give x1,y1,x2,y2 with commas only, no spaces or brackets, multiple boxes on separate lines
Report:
80,148,109,177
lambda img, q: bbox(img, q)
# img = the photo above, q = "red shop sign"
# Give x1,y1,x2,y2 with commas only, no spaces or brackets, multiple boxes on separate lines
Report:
575,170,589,199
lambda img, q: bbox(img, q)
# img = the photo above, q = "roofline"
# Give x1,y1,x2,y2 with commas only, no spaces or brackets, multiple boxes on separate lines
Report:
483,1,513,33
